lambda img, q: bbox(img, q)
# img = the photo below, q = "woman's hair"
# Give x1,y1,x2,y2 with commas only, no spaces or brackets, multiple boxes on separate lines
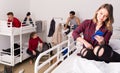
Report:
93,3,114,31
30,32,37,39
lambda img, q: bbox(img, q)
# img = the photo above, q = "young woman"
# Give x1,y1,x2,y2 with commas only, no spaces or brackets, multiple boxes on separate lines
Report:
72,3,120,63
27,32,43,64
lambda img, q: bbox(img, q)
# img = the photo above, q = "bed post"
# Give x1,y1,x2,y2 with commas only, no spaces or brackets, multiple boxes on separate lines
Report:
11,26,15,66
20,25,22,62
67,35,70,57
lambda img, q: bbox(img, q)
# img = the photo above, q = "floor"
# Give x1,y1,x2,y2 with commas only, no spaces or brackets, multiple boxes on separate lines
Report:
0,58,50,73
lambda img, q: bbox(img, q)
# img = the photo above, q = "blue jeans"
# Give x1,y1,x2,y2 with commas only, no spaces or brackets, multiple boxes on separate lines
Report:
72,25,78,30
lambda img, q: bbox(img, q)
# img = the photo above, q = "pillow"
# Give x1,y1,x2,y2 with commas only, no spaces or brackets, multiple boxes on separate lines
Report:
109,39,120,54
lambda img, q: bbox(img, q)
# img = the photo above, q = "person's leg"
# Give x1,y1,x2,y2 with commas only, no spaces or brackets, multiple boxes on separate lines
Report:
93,45,112,63
22,17,27,24
27,49,35,59
35,50,40,58
64,24,71,35
93,45,120,63
110,51,120,62
73,25,78,30
77,48,87,57
27,49,35,64
65,28,70,35
77,48,99,61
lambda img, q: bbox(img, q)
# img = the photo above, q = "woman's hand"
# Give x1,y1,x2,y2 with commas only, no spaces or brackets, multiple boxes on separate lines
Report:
84,42,93,49
77,37,93,49
94,35,105,45
32,50,36,56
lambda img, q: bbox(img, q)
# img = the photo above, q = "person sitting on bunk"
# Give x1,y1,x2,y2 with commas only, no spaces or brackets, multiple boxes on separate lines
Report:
22,12,34,26
27,32,43,64
7,12,21,27
72,3,120,63
65,11,80,30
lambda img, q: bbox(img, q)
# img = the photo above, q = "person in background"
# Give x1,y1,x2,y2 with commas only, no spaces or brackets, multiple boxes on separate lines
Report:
64,11,80,34
27,32,43,64
7,12,21,27
72,3,120,63
65,11,80,30
22,12,34,26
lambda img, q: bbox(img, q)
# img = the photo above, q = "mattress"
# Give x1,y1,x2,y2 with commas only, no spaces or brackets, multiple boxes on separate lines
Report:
0,25,36,36
52,39,120,73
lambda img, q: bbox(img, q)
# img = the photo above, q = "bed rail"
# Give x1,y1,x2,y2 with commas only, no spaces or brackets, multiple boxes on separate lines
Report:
34,37,76,73
34,26,120,73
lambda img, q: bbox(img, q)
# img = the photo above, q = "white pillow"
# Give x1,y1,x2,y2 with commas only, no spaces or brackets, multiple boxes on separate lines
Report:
109,39,120,54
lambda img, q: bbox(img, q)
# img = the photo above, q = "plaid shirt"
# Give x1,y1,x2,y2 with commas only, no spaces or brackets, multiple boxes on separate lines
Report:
72,19,112,47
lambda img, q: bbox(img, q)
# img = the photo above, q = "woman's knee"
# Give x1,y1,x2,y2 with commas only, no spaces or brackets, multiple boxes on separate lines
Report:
80,48,88,57
93,46,104,57
81,48,97,60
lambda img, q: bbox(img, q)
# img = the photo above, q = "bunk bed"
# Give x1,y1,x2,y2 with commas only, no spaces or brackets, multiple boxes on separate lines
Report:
0,20,36,66
34,26,120,73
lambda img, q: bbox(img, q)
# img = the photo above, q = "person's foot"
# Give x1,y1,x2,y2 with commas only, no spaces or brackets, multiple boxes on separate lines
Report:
29,60,33,64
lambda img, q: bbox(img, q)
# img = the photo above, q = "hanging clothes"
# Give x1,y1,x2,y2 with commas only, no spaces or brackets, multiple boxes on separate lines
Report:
48,19,56,37
42,20,46,32
51,23,62,45
35,20,43,33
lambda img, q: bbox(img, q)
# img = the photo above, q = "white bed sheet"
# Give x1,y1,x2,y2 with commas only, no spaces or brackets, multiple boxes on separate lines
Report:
52,39,120,73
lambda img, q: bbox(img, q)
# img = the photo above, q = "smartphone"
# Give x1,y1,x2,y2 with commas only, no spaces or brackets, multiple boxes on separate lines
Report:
92,30,104,40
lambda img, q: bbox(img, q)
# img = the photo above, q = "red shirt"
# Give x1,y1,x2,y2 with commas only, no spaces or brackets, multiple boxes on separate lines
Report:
8,17,21,27
72,19,112,47
28,37,43,52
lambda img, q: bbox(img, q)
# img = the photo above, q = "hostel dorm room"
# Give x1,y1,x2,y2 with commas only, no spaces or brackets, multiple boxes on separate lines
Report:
0,0,120,73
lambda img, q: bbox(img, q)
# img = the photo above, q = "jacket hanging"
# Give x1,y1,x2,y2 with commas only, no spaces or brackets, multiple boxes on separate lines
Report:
51,23,62,45
48,19,56,37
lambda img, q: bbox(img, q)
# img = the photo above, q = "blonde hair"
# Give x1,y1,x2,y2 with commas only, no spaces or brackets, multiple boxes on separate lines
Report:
93,3,114,31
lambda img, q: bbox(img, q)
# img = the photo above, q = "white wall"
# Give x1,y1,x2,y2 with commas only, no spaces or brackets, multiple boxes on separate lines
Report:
0,0,119,49
30,0,120,42
30,0,120,24
0,0,30,20
0,0,30,49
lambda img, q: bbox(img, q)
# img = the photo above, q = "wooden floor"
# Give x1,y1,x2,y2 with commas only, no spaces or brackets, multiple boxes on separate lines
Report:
0,58,50,73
